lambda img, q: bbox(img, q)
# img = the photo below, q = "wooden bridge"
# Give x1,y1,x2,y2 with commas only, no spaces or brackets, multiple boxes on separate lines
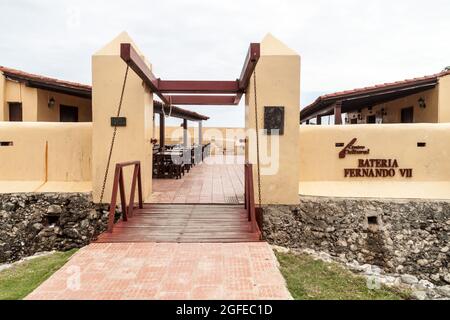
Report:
96,161,262,243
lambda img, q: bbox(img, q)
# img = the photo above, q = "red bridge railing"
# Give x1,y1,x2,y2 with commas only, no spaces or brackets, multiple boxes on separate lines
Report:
244,163,262,238
107,161,143,233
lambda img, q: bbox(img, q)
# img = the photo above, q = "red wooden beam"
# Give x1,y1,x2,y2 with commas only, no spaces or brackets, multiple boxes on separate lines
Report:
120,42,260,106
238,43,260,91
158,80,239,94
168,95,237,105
120,43,169,104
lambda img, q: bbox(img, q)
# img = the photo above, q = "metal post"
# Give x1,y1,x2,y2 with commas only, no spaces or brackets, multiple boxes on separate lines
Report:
159,114,165,150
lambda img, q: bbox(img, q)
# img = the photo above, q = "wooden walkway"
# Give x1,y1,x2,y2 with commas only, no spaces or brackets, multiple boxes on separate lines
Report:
96,204,261,243
149,156,245,204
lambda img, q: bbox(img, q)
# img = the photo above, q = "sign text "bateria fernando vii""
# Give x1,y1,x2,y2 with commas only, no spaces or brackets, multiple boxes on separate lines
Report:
344,159,413,178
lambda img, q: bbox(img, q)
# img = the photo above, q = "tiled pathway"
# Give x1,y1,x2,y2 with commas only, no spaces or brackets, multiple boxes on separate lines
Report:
26,243,292,300
149,156,245,204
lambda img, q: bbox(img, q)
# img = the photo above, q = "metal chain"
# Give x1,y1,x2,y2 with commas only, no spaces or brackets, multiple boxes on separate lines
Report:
253,69,263,208
99,65,130,204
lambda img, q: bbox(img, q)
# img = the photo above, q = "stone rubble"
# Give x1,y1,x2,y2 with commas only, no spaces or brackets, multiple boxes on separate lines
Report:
264,196,450,286
0,193,112,263
273,245,450,300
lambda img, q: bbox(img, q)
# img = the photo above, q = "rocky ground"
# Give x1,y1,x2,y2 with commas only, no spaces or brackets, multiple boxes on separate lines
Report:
273,245,450,300
0,193,110,263
264,197,450,286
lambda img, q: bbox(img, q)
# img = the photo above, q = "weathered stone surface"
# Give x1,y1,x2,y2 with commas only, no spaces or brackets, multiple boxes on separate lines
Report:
0,192,110,263
401,274,419,285
263,196,450,285
436,285,450,298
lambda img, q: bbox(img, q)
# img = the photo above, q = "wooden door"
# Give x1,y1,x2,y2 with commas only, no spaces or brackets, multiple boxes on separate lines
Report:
60,105,79,122
401,107,414,123
8,103,23,121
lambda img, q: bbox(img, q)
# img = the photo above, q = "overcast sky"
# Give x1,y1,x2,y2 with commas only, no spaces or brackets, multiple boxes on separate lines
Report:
0,0,449,127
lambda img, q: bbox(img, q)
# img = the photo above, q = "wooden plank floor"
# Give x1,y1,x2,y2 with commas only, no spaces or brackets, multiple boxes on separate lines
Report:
96,204,261,243
149,156,245,204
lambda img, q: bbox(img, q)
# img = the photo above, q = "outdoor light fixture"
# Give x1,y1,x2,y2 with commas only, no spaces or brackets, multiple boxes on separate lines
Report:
418,97,426,109
48,97,56,108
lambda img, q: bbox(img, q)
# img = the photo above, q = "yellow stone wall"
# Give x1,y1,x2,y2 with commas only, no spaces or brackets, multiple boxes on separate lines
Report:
0,122,92,182
298,123,450,199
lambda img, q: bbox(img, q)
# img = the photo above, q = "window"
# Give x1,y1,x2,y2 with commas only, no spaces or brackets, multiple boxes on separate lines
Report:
401,107,414,123
60,105,79,122
8,103,23,121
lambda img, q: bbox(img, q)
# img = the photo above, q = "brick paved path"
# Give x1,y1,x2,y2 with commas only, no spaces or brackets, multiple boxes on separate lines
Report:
26,242,292,300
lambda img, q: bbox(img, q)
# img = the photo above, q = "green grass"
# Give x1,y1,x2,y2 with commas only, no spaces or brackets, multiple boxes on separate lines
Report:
0,250,77,300
276,251,410,300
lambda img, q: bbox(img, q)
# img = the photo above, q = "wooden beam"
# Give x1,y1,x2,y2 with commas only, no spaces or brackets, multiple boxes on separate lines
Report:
120,43,169,104
316,115,322,125
158,80,239,94
334,101,343,125
168,95,237,105
239,43,261,91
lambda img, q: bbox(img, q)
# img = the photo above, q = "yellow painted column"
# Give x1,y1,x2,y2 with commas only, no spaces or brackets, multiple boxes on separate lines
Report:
92,32,153,203
438,74,450,122
0,73,5,121
245,34,301,205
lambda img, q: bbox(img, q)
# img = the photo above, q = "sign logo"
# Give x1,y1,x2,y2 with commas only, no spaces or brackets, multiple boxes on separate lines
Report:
339,138,370,159
338,138,413,179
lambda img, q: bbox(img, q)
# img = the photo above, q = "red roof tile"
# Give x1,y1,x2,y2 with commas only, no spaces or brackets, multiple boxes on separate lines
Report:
315,70,450,102
301,69,450,119
0,66,91,92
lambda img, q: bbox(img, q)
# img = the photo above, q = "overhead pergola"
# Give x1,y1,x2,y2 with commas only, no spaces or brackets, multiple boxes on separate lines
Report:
120,41,260,149
120,42,260,105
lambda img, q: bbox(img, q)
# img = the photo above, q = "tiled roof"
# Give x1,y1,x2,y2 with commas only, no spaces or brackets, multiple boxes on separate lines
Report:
0,66,92,92
302,69,450,119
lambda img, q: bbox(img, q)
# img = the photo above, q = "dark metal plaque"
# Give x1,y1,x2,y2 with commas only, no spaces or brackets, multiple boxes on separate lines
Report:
111,117,127,127
264,106,285,135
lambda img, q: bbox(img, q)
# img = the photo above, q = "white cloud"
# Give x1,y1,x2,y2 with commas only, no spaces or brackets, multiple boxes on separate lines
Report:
0,0,449,126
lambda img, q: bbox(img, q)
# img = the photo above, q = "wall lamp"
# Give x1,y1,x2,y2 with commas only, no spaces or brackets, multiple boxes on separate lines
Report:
48,97,56,108
418,97,426,109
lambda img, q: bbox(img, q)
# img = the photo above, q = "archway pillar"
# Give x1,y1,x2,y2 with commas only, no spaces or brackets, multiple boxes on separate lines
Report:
92,32,153,203
245,34,301,205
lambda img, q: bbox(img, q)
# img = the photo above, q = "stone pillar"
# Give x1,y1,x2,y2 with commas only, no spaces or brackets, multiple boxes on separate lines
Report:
0,73,5,121
183,119,188,148
245,34,301,205
92,32,153,203
198,121,203,145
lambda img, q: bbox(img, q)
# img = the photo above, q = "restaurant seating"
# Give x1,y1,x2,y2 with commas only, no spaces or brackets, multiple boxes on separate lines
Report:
152,143,211,180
